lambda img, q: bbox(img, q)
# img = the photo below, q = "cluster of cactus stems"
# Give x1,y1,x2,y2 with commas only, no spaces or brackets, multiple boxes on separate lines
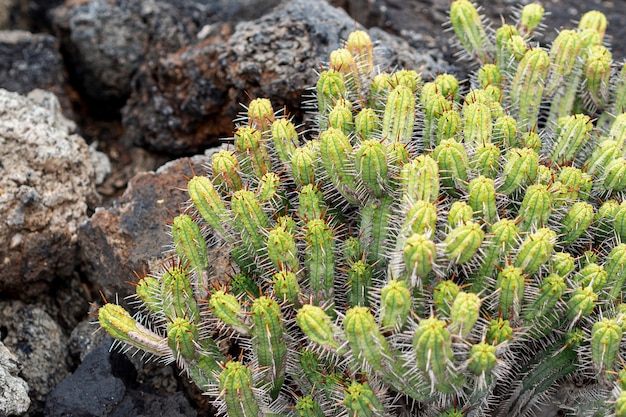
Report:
97,1,626,416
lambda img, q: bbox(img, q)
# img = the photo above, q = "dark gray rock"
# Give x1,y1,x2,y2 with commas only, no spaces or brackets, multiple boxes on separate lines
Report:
0,301,69,416
0,30,71,114
122,0,454,154
50,0,281,116
45,337,197,417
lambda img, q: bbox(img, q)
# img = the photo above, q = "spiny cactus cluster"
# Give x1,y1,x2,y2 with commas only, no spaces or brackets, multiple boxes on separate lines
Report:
98,1,626,416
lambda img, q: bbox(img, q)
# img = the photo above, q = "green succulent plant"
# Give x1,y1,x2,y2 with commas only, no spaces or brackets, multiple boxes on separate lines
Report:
98,2,626,416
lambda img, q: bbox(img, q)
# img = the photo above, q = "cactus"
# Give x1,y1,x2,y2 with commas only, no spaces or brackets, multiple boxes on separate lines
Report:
98,3,626,416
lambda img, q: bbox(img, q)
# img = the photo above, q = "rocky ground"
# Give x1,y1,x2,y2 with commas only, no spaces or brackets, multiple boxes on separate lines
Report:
0,0,624,416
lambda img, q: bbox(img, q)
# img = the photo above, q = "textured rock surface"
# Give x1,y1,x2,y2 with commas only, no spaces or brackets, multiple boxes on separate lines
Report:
0,30,71,114
0,89,97,300
79,152,216,303
50,0,281,115
45,337,197,417
122,0,454,154
0,301,68,416
0,341,30,416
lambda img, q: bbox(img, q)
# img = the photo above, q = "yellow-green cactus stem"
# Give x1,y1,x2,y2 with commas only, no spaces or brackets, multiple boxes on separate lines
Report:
448,291,481,338
267,224,299,272
517,184,553,232
557,166,583,202
433,73,460,101
98,303,171,357
518,3,544,36
359,195,394,267
328,99,353,137
298,183,325,223
615,203,626,242
566,286,598,323
504,35,527,63
525,273,566,322
510,48,550,130
343,380,385,417
477,64,502,89
578,10,607,41
135,275,162,316
612,63,626,116
171,214,208,274
413,317,455,389
437,109,462,143
251,296,287,398
576,263,607,293
344,307,395,372
256,172,282,207
319,127,359,205
381,85,416,144
272,270,301,305
609,112,626,145
329,48,358,77
379,279,412,330
468,175,497,224
160,264,200,322
585,45,612,110
211,149,243,193
295,395,324,417
391,69,422,92
513,228,557,275
594,199,619,242
305,218,336,303
560,201,594,245
247,97,274,133
492,115,517,148
447,201,473,227
432,138,468,196
346,30,374,75
234,126,271,178
167,317,199,361
471,143,501,179
486,317,513,345
402,199,438,235
444,221,485,264
496,265,525,319
499,147,539,195
467,342,497,376
219,361,260,417
463,101,492,149
616,390,626,417
545,30,582,96
605,243,626,300
494,24,520,72
470,218,519,292
423,92,452,149
433,280,461,319
551,252,575,277
187,176,229,238
355,139,388,197
317,70,346,131
449,0,491,64
346,260,373,307
290,144,318,187
270,118,299,164
231,189,268,252
549,114,593,165
591,318,622,374
368,73,393,110
400,155,440,202
354,108,380,141
601,157,626,192
296,304,344,352
403,233,437,282
209,289,250,335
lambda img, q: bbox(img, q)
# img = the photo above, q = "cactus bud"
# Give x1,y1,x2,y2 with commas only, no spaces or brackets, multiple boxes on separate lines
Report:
499,147,539,195
267,225,299,272
187,176,228,238
591,318,622,374
468,175,497,223
343,380,385,416
209,290,249,335
404,233,437,280
560,201,594,245
496,265,525,319
433,138,469,195
518,3,544,35
356,139,388,197
290,144,318,187
578,10,608,40
486,317,513,345
167,317,199,361
354,107,380,141
379,279,412,330
211,149,243,192
566,286,598,323
518,184,553,232
347,30,374,74
437,109,463,143
514,228,557,275
449,0,491,63
273,270,301,305
449,291,481,338
472,143,501,179
270,118,299,163
219,361,260,417
467,342,497,376
400,155,440,202
413,317,455,386
296,304,343,351
444,221,485,264
247,98,274,133
447,201,474,227
231,189,268,252
433,280,461,318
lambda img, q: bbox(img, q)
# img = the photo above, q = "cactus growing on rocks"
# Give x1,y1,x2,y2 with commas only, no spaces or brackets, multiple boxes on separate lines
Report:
98,2,626,416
